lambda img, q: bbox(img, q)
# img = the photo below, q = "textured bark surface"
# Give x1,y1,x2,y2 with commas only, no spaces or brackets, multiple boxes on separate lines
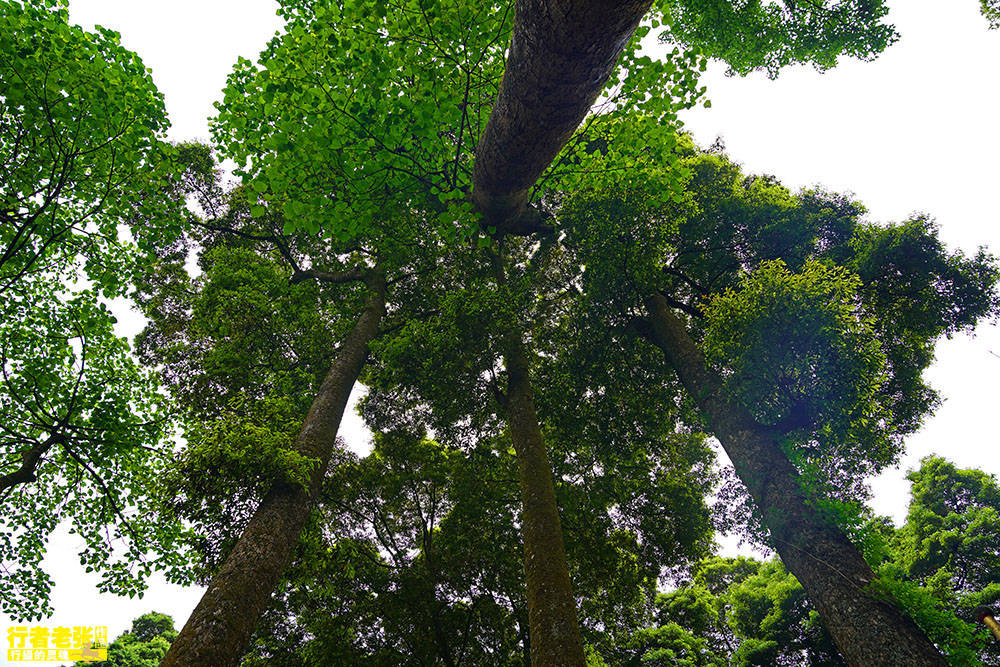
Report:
472,0,653,232
161,274,386,667
642,293,948,667
501,328,587,667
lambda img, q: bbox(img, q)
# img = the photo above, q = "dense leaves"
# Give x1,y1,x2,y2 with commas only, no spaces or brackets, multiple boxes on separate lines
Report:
210,0,713,243
0,0,173,291
564,148,998,509
613,458,1000,666
657,0,898,76
77,612,177,667
0,0,190,619
8,2,1000,665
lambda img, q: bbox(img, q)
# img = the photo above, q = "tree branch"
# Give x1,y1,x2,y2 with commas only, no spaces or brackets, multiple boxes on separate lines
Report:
0,433,66,496
289,266,365,285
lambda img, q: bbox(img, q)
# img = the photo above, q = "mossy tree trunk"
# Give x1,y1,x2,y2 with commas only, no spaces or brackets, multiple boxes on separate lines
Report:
499,326,587,666
161,271,386,667
641,292,947,667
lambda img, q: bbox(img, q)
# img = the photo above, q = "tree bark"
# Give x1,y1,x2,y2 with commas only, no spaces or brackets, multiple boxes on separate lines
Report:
500,326,587,667
472,0,653,232
641,292,948,667
161,272,386,667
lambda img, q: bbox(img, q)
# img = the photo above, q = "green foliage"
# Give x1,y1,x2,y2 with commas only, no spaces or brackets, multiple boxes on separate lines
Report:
136,234,353,576
621,622,726,666
159,394,315,579
0,0,175,290
611,556,843,666
210,0,709,242
882,456,1000,664
77,612,177,667
663,458,1000,666
235,419,714,665
563,145,998,544
0,0,191,619
894,457,1000,593
703,259,894,478
211,0,513,241
846,217,1000,434
139,245,341,418
870,562,982,666
35,1,988,662
0,293,190,619
657,0,898,77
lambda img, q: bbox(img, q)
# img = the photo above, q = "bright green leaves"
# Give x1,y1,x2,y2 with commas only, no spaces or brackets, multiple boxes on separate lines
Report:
640,459,1000,666
726,561,834,663
536,35,707,202
870,562,984,666
0,292,188,620
158,394,316,579
212,0,512,242
893,457,1000,597
78,611,177,667
616,557,840,666
172,396,315,496
656,0,899,77
0,0,174,292
0,1,190,619
704,259,894,476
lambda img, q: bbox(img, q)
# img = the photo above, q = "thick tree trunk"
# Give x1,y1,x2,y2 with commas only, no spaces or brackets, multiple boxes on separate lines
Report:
473,0,653,232
641,292,948,667
500,327,587,667
161,273,386,667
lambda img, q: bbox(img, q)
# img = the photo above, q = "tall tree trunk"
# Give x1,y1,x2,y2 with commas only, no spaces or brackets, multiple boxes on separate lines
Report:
500,327,587,667
161,272,386,667
473,0,653,232
641,292,948,667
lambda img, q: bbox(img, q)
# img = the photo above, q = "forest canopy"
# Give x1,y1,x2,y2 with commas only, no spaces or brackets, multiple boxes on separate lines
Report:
2,1,999,666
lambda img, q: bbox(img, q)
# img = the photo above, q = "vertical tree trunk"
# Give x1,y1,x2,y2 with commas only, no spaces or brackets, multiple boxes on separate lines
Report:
472,0,653,231
500,327,587,667
161,273,386,667
641,292,948,667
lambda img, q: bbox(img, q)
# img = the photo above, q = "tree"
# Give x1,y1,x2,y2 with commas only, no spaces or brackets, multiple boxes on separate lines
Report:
170,2,906,663
625,557,843,667
162,0,702,660
885,456,1000,665
132,163,397,666
230,427,712,665
0,0,190,620
982,0,999,28
142,216,717,663
560,147,997,664
619,457,1000,666
77,612,177,667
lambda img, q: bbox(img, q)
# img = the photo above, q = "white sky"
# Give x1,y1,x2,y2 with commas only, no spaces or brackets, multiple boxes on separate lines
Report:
5,0,999,658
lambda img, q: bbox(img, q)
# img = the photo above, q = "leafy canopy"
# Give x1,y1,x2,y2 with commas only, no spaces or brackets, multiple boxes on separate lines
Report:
0,0,192,620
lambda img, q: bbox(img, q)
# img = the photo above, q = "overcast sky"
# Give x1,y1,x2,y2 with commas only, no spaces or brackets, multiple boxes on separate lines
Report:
6,0,998,657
